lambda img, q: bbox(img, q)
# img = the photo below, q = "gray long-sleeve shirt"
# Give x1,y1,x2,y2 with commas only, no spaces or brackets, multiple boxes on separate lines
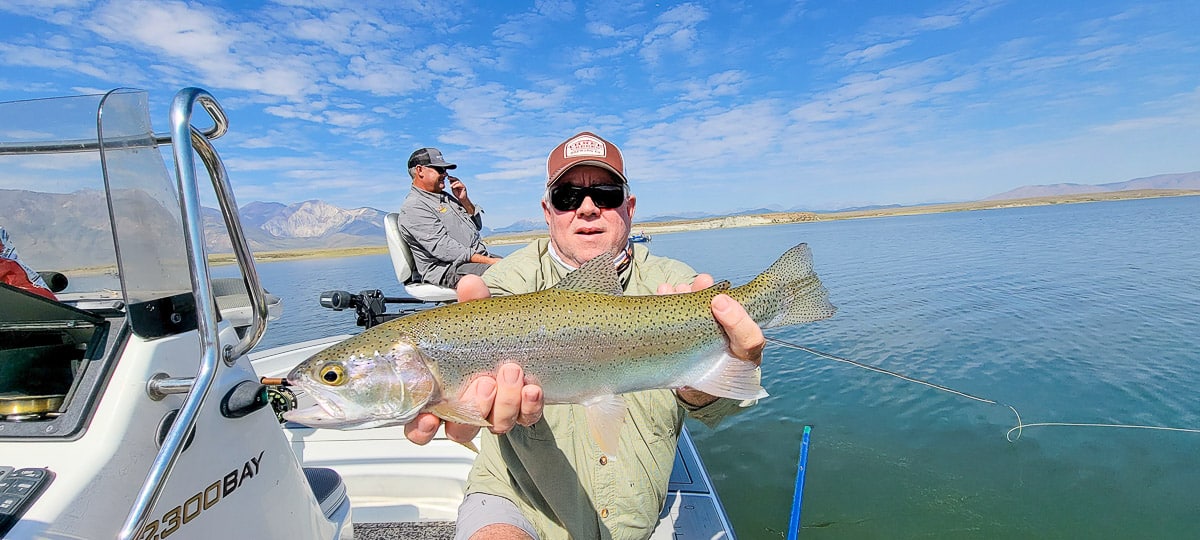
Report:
398,186,488,287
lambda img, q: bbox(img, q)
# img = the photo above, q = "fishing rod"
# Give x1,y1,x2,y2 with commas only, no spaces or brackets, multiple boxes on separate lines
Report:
766,337,1200,441
786,425,811,540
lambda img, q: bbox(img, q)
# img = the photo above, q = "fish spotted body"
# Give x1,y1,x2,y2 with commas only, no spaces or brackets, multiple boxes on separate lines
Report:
283,243,836,452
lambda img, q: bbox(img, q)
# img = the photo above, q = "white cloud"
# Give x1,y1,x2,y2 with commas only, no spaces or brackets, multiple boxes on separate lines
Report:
842,40,913,64
334,54,425,96
322,109,375,129
89,0,234,57
626,100,788,181
639,3,708,66
436,82,517,138
865,0,1003,39
494,0,577,46
263,103,321,122
513,82,574,111
568,39,639,65
72,0,327,100
574,66,604,82
676,70,748,103
535,0,577,20
584,21,622,37
930,73,979,94
0,44,116,81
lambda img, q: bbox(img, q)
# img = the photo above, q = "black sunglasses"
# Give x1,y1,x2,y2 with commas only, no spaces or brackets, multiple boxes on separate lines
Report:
423,165,447,175
549,184,626,212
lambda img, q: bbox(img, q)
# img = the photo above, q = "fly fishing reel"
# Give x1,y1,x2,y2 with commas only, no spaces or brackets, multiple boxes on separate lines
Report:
267,386,298,423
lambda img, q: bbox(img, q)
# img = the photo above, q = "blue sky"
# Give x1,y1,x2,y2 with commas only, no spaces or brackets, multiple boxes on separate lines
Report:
2,1,1198,227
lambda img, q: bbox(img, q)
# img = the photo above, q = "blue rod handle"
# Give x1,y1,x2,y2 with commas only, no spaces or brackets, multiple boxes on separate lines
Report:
787,425,812,540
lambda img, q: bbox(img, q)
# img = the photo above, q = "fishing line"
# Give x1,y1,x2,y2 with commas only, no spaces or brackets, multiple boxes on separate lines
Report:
765,337,1200,442
1002,422,1200,440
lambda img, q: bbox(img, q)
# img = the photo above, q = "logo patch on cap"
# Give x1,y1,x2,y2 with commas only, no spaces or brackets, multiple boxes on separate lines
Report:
563,135,606,159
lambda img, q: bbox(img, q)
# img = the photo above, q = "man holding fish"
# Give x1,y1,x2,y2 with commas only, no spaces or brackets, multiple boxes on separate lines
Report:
429,132,778,539
285,132,835,539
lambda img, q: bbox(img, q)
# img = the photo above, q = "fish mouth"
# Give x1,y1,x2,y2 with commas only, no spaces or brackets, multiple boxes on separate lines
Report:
281,388,347,426
282,389,388,429
280,393,414,431
283,370,350,426
281,403,340,426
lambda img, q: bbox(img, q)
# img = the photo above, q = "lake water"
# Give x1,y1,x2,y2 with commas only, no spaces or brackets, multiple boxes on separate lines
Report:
228,195,1200,538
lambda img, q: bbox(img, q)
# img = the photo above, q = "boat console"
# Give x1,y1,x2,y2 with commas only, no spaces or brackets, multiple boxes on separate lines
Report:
0,89,350,539
1,281,126,540
0,466,53,536
0,283,113,435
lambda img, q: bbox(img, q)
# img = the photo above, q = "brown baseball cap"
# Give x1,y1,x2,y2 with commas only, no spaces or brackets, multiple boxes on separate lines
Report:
545,131,627,187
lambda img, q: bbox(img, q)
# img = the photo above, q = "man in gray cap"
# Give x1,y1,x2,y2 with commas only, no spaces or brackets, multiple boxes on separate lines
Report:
398,147,500,288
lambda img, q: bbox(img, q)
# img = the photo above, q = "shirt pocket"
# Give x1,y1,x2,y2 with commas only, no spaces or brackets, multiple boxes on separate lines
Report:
617,424,680,534
519,404,576,442
624,390,681,444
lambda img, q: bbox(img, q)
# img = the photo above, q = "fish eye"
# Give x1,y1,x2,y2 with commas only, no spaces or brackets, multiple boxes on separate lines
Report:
319,364,347,386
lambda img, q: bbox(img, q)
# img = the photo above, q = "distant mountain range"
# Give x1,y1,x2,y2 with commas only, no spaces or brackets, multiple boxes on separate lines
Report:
202,200,391,253
982,171,1200,200
4,171,1196,261
647,171,1200,219
491,219,544,234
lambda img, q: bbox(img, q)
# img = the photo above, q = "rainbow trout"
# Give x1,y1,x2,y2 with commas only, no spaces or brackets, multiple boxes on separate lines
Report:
283,243,835,452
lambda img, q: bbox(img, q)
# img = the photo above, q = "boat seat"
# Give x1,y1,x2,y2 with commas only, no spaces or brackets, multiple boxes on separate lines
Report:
383,213,458,303
304,467,349,521
211,277,282,328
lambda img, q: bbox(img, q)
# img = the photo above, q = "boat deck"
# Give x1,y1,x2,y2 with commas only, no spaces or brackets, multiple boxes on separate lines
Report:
354,521,454,539
337,426,731,539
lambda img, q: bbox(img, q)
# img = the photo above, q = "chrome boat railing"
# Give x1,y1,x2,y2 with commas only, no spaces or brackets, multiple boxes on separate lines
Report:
116,87,270,540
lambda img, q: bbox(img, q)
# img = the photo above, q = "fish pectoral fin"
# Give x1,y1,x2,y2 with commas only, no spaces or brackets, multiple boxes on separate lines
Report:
429,400,492,427
456,439,480,453
583,394,627,456
688,352,769,401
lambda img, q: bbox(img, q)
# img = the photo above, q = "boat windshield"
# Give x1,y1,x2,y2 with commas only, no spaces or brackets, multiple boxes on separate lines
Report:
0,90,191,316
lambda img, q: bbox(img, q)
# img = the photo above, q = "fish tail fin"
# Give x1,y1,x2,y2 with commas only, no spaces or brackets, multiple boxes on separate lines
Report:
730,243,836,329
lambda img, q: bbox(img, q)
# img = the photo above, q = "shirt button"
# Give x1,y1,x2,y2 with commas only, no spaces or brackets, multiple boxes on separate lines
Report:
599,456,608,465
600,508,609,518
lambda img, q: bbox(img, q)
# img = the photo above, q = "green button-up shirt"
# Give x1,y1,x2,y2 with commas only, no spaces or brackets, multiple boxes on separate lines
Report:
466,238,751,540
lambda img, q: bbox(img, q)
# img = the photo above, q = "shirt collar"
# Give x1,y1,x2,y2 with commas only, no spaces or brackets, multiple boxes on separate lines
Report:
410,185,449,201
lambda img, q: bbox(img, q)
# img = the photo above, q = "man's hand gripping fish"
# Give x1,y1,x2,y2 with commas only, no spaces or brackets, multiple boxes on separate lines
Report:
283,243,836,453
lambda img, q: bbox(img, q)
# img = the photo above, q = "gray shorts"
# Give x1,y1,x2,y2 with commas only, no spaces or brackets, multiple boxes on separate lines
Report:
455,493,539,540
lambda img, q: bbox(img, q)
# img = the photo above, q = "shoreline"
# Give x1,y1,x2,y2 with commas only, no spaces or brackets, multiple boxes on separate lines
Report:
211,189,1199,265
